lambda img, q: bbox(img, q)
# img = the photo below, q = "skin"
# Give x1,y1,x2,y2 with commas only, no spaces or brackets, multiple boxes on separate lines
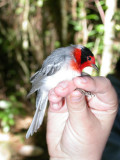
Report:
47,76,118,160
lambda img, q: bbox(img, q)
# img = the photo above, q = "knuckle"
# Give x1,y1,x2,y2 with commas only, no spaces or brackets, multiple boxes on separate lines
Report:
104,77,112,88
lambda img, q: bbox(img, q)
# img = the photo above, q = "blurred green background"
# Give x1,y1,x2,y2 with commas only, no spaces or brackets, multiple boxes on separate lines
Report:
0,0,120,159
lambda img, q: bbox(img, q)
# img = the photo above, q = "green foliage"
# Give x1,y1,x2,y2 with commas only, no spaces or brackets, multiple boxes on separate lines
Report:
0,97,26,133
69,20,82,31
15,8,24,15
113,10,120,22
99,0,107,11
68,0,106,55
113,9,120,40
54,41,61,48
88,24,104,51
86,42,94,49
87,14,99,20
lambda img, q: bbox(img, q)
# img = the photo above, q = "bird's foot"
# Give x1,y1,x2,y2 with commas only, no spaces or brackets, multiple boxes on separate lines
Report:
76,88,95,97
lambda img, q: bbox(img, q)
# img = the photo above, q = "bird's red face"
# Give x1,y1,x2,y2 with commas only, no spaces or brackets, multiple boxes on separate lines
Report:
72,47,98,72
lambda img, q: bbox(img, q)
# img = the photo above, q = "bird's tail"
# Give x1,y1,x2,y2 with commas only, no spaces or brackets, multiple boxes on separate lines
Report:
26,90,48,139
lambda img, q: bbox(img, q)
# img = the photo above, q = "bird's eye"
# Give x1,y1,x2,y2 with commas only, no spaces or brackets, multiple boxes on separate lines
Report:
87,56,91,61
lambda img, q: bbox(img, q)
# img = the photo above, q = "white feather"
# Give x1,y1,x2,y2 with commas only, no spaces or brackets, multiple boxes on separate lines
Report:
44,62,81,91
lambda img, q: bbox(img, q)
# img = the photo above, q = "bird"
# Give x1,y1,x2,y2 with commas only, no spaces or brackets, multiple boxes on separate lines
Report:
26,44,98,139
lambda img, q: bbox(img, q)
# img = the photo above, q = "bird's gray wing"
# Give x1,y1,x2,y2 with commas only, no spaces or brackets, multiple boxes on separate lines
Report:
27,48,71,97
41,57,64,76
30,71,40,83
26,90,48,138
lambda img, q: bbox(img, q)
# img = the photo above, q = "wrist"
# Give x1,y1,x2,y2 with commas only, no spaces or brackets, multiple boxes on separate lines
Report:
49,149,102,160
50,156,101,160
50,158,71,160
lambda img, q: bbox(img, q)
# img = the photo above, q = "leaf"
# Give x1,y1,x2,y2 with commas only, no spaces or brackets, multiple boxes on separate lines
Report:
95,24,104,34
86,42,94,49
74,25,82,31
9,119,15,126
9,95,17,102
15,8,23,15
54,41,61,48
87,14,99,20
88,30,96,36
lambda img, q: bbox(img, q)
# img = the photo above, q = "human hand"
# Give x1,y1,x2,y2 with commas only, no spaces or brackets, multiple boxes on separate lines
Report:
47,76,118,160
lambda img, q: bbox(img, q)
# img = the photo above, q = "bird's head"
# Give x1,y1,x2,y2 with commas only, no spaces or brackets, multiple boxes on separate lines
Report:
72,45,98,72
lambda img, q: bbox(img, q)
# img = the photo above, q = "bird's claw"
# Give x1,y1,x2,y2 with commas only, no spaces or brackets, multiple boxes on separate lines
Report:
75,88,95,97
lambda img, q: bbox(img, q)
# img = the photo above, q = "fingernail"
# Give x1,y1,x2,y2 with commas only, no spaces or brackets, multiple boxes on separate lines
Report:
80,77,88,83
79,76,88,83
70,91,82,102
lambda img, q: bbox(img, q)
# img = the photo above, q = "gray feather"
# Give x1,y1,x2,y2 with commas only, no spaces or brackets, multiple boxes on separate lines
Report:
30,71,40,82
36,89,41,108
26,91,48,139
27,77,44,98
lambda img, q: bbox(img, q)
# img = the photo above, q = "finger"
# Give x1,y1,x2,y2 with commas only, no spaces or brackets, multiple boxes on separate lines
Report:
66,90,94,133
47,111,69,152
48,89,67,112
74,76,118,109
48,89,62,103
54,80,76,97
74,76,112,94
47,89,69,150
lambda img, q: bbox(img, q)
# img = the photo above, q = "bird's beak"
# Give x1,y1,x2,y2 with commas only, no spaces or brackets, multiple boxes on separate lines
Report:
92,64,99,71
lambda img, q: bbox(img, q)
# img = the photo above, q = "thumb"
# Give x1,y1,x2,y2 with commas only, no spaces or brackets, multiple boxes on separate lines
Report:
66,90,92,132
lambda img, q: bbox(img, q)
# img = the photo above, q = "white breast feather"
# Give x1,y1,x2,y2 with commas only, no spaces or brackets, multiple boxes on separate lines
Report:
44,62,81,91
